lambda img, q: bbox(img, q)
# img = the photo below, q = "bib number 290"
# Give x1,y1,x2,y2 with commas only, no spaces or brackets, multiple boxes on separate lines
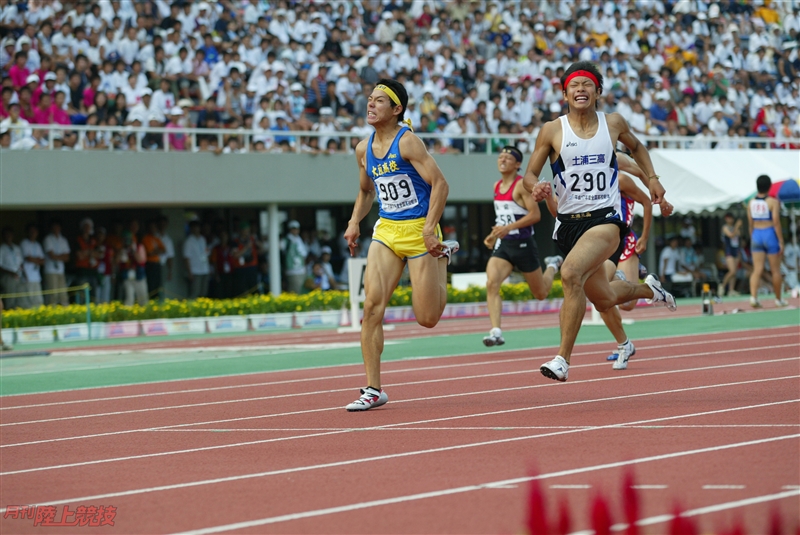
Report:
570,171,607,192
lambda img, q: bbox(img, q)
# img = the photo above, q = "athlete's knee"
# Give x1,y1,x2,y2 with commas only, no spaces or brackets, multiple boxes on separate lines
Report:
560,264,583,290
531,285,549,300
362,297,386,323
486,276,502,294
619,300,637,311
415,310,441,329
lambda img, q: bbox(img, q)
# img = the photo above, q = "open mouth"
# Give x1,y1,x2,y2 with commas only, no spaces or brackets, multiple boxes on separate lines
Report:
574,95,589,103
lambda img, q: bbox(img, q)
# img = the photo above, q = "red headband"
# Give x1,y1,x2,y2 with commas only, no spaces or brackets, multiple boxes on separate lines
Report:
563,70,600,89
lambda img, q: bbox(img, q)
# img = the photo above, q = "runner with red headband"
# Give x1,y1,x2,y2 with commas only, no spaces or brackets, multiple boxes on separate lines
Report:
522,61,677,382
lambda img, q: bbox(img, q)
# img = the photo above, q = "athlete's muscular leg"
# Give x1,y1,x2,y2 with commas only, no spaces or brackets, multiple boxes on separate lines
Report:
523,264,557,301
598,258,628,343
767,253,784,299
361,243,405,389
486,257,514,330
408,252,449,328
750,251,766,299
558,225,621,362
618,256,641,311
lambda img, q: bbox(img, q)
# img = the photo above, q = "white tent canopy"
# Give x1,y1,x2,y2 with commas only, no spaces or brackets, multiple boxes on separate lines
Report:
648,150,800,215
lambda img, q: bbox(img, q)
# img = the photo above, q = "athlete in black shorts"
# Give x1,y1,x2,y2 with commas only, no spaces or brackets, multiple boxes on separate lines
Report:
482,146,562,347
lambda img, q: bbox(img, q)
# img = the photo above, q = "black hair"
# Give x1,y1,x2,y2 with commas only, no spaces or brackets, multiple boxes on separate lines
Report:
560,61,604,94
26,222,39,232
376,78,408,123
756,174,771,194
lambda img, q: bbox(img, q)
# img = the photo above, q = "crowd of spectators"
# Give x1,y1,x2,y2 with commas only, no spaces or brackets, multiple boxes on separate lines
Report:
1,0,799,153
0,213,368,309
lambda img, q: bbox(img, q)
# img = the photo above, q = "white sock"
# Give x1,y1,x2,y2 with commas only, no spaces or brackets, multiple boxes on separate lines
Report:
547,263,558,272
490,327,502,338
618,338,630,349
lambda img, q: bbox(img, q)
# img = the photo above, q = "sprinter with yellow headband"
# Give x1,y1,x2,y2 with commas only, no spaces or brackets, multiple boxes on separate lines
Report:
343,78,459,412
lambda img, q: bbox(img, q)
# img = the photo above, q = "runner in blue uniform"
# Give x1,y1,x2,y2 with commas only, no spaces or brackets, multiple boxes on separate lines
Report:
747,175,787,308
344,79,459,411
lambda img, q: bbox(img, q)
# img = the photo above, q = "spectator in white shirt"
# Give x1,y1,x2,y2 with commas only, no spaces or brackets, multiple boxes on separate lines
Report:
151,78,175,116
43,220,70,306
117,26,139,65
659,236,684,284
20,223,44,308
0,227,24,309
183,220,210,298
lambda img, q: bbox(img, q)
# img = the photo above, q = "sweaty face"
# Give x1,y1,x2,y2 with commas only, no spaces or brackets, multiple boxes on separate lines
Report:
564,76,599,110
366,89,399,125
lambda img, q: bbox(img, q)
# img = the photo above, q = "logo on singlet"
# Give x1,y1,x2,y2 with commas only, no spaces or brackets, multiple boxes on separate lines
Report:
566,141,578,147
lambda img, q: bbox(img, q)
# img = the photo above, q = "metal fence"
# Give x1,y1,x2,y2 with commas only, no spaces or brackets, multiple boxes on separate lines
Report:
1,124,794,153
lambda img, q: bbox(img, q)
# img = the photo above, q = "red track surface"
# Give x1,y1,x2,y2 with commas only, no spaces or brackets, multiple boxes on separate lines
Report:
1,322,798,534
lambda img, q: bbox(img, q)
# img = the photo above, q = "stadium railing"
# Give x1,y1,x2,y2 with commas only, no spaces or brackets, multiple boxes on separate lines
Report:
2,124,790,152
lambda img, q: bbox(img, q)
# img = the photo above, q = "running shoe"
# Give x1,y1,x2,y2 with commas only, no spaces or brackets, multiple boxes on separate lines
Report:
540,355,569,382
750,297,762,308
612,341,635,370
483,334,505,347
1,342,12,352
775,299,789,307
607,341,636,362
614,269,627,282
345,387,388,412
638,263,648,280
441,240,460,265
644,274,677,311
544,255,564,271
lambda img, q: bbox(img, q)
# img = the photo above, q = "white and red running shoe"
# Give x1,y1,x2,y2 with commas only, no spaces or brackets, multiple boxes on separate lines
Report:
345,387,388,412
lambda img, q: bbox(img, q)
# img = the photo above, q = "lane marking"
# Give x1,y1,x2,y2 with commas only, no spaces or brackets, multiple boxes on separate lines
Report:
3,330,794,410
550,485,591,489
156,437,800,535
2,323,795,398
781,485,800,489
631,485,668,489
1,384,795,478
3,345,796,427
146,423,800,433
569,489,800,534
702,485,746,489
3,358,797,449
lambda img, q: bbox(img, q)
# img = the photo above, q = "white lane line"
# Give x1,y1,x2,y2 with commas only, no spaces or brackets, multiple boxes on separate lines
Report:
160,437,800,535
631,485,668,489
4,344,796,427
572,489,800,535
1,382,795,477
3,324,795,400
147,424,800,433
3,357,797,449
703,485,746,489
781,485,800,489
3,330,795,411
550,485,591,489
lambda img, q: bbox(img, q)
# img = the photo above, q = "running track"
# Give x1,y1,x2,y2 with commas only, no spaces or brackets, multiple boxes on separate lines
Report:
1,313,798,533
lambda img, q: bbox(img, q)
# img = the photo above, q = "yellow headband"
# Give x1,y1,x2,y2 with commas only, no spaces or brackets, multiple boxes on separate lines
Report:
375,84,401,106
374,84,413,131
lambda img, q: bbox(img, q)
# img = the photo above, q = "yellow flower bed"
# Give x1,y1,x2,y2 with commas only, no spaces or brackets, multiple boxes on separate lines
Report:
3,282,563,328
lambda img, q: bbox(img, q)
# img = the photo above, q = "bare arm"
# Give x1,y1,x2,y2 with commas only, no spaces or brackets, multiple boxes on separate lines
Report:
491,180,542,240
522,120,557,198
609,113,665,204
746,201,754,239
344,139,376,256
400,131,450,257
619,173,653,254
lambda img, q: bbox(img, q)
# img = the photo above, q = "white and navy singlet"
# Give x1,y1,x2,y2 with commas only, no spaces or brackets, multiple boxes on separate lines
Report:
493,175,533,241
549,112,622,238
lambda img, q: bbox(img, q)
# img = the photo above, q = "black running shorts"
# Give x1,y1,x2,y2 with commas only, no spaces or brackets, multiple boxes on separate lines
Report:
555,207,628,264
491,236,541,273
